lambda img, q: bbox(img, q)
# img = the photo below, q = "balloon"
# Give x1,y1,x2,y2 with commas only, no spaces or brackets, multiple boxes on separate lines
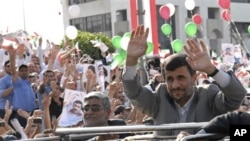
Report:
123,32,131,38
110,60,119,70
65,26,78,40
146,42,154,54
111,36,122,49
221,9,231,21
111,55,124,70
68,5,81,18
171,39,183,53
161,24,172,36
166,3,175,17
218,0,231,9
159,5,170,20
192,14,202,25
185,22,197,37
120,36,130,51
185,0,195,11
248,25,250,34
120,49,127,59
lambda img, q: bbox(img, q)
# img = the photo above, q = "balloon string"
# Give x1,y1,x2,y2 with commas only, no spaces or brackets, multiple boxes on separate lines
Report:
168,17,174,54
230,20,250,55
190,10,194,40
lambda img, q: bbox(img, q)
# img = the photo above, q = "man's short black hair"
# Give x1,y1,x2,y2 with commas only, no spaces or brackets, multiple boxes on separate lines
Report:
18,64,28,71
43,70,54,76
161,53,196,78
4,60,10,67
114,105,131,116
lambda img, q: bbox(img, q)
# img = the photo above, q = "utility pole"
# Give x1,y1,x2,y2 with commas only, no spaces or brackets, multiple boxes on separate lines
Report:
137,0,148,86
22,0,26,31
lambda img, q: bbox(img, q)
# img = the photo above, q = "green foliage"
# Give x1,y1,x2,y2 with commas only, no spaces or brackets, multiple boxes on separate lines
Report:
61,31,116,60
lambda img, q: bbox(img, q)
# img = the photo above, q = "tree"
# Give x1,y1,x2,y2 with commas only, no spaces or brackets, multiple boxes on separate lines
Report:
62,31,116,60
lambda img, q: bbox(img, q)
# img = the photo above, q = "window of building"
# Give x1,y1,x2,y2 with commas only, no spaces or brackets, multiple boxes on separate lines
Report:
70,13,112,37
232,22,250,34
70,18,84,30
208,8,220,19
187,7,199,18
68,0,96,5
86,15,102,32
104,13,112,31
116,9,127,21
231,0,250,3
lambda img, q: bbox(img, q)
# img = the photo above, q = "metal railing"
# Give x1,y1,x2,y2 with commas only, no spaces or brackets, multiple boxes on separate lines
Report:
12,122,211,141
55,122,207,135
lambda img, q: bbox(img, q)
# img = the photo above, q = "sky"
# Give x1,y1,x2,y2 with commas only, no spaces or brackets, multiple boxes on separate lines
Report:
0,0,65,44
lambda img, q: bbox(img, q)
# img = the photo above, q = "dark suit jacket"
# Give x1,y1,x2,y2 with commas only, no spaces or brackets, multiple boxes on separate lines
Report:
122,71,246,135
203,111,250,135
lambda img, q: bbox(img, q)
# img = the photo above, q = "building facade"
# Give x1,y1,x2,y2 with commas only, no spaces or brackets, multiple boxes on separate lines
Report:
61,0,250,56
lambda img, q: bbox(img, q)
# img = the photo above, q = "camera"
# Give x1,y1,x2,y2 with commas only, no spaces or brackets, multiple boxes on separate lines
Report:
0,121,5,127
33,118,42,124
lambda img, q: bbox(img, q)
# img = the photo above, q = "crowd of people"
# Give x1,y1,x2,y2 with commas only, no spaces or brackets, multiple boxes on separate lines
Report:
0,24,249,140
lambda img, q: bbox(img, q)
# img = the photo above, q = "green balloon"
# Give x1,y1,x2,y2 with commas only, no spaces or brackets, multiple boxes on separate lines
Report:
248,25,250,34
110,60,119,70
123,32,131,38
120,49,127,59
111,36,122,49
146,42,154,54
185,22,197,37
111,54,124,70
171,39,183,53
113,54,124,64
161,23,172,36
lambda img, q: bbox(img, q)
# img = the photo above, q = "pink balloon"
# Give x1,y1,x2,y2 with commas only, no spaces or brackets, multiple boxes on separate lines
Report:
218,0,231,9
192,14,202,25
159,5,170,20
221,9,231,21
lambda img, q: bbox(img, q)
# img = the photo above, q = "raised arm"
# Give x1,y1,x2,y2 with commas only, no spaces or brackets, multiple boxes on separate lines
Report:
126,25,149,66
7,45,19,82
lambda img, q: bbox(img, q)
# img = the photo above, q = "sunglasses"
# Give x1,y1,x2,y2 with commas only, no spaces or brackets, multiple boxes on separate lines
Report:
82,105,106,112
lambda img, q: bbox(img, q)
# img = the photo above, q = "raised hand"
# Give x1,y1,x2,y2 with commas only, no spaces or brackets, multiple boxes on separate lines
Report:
38,37,43,46
126,25,149,66
5,45,16,56
184,39,215,74
108,82,118,99
4,100,13,119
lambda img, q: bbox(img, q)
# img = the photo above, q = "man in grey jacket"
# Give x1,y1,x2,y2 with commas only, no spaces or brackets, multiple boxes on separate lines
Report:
122,25,246,136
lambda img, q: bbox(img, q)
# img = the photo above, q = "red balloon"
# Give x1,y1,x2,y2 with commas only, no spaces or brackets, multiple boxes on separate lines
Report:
192,14,202,25
221,9,231,21
159,5,170,20
218,0,231,9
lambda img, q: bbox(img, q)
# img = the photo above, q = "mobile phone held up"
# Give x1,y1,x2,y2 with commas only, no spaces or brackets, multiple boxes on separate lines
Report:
33,118,42,124
0,121,5,127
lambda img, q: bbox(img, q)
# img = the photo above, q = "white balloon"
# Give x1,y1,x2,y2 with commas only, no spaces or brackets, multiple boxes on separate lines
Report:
66,26,78,40
120,36,130,51
185,0,195,11
166,3,175,17
68,5,81,18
